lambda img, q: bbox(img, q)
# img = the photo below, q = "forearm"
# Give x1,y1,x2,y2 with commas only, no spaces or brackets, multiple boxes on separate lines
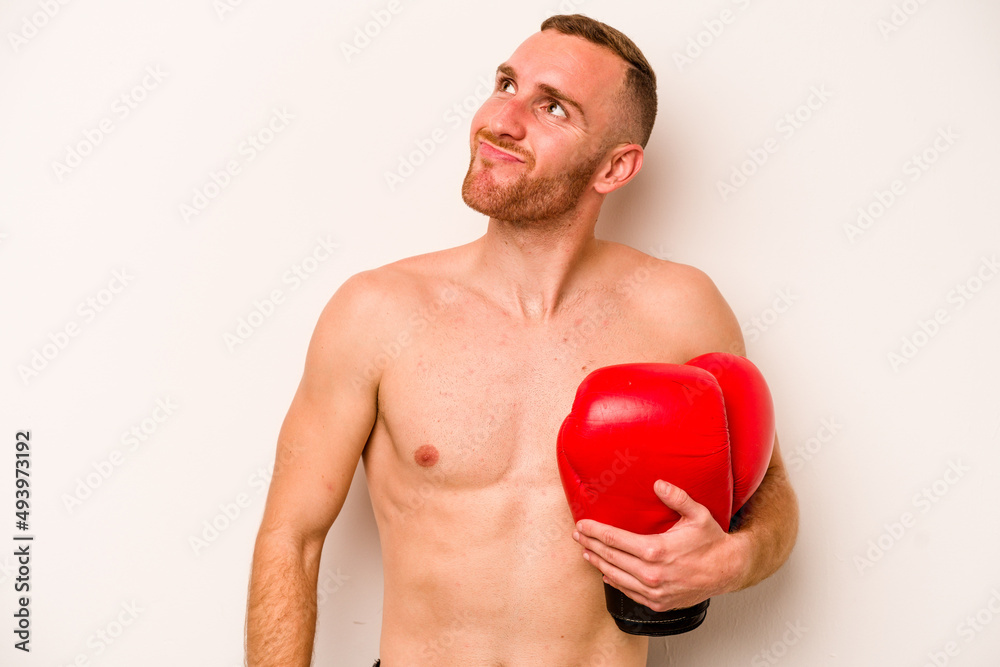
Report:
245,531,323,667
726,457,799,593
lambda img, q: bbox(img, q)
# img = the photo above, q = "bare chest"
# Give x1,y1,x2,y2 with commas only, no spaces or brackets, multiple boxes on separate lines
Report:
375,294,681,488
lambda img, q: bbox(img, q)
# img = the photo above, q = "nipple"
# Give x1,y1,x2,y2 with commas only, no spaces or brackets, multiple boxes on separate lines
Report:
414,444,440,467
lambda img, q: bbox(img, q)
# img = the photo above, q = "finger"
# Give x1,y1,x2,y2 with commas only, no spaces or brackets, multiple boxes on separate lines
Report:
578,542,654,602
591,549,707,613
574,527,650,575
574,519,653,561
653,480,709,522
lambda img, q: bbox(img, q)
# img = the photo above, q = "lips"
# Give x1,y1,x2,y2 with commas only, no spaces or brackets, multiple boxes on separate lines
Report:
479,140,525,163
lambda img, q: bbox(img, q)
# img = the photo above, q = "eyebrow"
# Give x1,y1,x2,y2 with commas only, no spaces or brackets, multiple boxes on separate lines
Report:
496,63,587,121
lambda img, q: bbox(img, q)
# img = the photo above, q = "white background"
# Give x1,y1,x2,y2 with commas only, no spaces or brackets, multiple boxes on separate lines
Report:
2,0,999,665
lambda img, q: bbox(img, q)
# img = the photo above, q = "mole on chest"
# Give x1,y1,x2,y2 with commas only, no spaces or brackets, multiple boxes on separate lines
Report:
414,444,440,467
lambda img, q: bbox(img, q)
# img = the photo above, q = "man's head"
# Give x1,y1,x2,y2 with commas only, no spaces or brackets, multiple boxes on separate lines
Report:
461,14,657,226
540,14,657,150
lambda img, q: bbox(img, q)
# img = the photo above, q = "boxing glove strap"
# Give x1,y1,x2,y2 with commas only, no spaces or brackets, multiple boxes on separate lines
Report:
603,583,710,636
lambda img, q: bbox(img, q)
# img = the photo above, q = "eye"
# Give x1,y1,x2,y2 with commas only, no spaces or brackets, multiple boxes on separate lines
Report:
546,101,567,118
498,78,515,94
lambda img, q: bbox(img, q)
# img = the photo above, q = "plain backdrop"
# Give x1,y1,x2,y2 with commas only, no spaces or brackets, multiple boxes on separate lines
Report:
2,0,999,665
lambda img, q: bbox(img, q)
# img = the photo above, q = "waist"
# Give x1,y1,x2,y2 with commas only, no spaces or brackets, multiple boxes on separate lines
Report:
378,596,648,667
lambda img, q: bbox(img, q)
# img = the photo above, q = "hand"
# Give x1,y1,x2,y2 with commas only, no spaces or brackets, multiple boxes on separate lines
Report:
572,480,749,612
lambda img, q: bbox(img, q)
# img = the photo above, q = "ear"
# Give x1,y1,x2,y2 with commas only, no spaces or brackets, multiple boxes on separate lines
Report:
593,144,644,195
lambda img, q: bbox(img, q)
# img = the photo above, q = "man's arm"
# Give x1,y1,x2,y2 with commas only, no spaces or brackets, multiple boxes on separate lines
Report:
245,272,383,666
725,435,799,591
573,439,797,611
573,263,799,611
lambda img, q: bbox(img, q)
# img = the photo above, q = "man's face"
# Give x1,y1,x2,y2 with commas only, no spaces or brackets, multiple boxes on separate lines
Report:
461,30,626,225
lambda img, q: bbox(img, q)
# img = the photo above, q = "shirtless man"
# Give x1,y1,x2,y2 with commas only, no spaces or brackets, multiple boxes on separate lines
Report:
245,14,798,667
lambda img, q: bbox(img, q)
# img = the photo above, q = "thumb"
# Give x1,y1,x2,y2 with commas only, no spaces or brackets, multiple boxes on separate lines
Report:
654,480,699,519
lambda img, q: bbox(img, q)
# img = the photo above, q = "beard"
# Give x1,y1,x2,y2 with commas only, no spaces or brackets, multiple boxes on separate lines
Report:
461,130,611,226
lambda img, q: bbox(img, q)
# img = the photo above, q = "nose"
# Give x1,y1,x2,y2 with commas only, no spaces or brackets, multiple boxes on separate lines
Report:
488,95,527,142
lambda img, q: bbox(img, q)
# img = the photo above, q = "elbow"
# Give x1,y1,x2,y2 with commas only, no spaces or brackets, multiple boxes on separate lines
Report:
252,521,327,573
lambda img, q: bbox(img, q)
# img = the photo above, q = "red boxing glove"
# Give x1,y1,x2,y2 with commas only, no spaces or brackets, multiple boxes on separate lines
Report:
557,353,774,635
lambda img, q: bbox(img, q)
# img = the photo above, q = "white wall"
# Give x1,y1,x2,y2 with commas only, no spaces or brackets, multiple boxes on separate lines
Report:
2,0,998,665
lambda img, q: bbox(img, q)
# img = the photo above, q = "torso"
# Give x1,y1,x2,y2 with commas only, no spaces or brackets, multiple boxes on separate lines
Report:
360,239,713,666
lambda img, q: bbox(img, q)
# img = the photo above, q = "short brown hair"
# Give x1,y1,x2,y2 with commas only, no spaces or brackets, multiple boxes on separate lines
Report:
540,14,657,148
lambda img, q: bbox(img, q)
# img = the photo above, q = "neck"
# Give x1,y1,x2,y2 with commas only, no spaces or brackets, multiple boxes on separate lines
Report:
471,206,601,322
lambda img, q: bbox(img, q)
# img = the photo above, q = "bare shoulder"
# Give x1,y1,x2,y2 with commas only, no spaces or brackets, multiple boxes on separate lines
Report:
329,244,463,310
314,246,463,345
601,241,745,359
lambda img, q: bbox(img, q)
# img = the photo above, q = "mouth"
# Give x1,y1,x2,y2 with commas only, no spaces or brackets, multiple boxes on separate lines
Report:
479,140,526,163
